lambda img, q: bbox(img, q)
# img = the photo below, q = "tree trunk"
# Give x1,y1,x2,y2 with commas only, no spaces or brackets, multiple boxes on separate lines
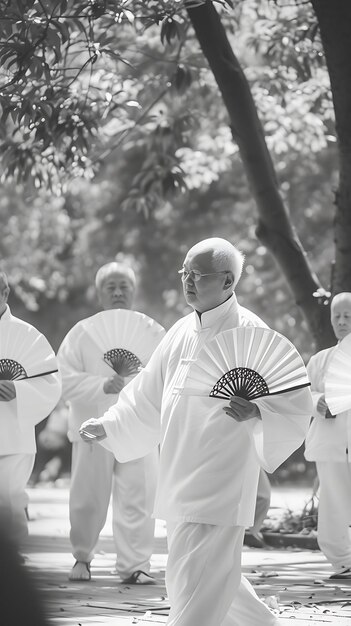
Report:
186,0,334,349
310,0,351,295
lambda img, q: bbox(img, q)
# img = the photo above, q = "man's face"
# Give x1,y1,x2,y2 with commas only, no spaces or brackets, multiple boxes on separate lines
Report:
97,272,135,311
181,249,232,314
331,299,351,340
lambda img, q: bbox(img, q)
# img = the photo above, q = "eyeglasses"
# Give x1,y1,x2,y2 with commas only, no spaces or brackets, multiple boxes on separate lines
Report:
178,268,229,282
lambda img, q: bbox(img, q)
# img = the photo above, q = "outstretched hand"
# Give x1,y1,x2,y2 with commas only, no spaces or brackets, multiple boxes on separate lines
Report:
223,396,261,422
79,418,107,442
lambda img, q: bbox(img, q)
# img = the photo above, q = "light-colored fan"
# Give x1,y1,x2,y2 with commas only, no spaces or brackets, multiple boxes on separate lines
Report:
325,333,351,414
0,323,58,380
181,326,310,401
81,309,165,376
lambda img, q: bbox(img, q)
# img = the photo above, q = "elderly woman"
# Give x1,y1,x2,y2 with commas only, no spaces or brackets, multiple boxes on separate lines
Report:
305,292,351,579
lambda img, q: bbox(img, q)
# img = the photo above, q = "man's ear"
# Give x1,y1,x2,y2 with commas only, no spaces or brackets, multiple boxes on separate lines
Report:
224,272,235,290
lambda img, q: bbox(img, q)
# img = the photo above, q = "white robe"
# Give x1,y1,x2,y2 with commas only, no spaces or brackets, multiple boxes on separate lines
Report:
57,309,163,571
304,346,351,572
305,346,351,462
100,295,313,528
0,306,62,455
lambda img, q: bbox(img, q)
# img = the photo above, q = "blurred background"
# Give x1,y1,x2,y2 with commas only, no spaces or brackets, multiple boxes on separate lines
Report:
1,0,342,490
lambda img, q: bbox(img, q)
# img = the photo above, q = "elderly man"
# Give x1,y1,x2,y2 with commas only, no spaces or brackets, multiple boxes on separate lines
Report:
0,271,61,545
58,262,160,583
80,239,312,626
305,292,351,579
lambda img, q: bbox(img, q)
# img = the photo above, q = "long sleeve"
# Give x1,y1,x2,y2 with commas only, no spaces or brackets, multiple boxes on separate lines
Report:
250,387,313,473
99,340,166,462
306,351,331,419
304,346,351,462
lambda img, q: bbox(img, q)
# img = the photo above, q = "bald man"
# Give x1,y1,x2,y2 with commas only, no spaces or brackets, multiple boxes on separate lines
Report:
58,262,160,583
305,292,351,579
80,239,312,626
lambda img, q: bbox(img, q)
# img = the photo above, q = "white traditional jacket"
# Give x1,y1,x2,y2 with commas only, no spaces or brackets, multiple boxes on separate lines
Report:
99,295,313,527
0,306,62,455
305,346,351,462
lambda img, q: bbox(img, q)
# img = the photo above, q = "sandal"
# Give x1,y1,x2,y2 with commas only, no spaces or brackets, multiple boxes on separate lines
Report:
329,567,351,579
121,570,156,585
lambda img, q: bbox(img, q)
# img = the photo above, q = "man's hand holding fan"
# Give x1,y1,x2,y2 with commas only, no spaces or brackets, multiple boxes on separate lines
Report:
224,395,262,422
0,380,16,401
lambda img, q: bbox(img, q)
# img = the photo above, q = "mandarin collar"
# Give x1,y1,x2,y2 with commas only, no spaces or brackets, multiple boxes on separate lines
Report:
194,293,238,329
0,304,11,321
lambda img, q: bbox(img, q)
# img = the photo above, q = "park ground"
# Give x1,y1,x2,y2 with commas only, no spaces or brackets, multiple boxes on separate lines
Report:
23,485,351,626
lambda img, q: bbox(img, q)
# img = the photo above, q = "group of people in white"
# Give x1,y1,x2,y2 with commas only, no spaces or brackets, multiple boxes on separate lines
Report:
1,236,351,626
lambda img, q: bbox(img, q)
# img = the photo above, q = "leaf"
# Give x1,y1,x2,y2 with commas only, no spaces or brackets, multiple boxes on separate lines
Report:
52,19,70,44
60,0,68,14
160,18,178,46
171,64,192,95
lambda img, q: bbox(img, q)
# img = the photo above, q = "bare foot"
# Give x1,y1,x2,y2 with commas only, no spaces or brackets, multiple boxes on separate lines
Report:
69,561,91,581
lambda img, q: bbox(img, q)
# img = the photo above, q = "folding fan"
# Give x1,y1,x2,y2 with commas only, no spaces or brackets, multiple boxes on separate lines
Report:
81,309,165,376
325,333,351,414
181,326,310,401
0,323,58,380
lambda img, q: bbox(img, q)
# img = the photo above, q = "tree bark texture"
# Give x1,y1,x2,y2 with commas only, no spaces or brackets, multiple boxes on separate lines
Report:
311,0,351,295
187,0,334,348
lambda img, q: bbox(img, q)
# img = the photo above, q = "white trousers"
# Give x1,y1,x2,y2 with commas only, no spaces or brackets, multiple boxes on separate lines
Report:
0,453,35,545
165,522,280,626
70,440,158,578
316,461,351,571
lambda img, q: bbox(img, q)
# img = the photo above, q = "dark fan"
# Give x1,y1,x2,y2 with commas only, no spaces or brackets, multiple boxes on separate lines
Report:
0,358,27,380
210,367,269,401
104,348,142,377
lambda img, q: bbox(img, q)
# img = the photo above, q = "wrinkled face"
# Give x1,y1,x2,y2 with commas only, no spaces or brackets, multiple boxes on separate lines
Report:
97,271,135,311
181,249,232,314
331,299,351,340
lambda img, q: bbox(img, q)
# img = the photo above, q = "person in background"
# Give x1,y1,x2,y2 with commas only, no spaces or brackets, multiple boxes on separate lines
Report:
305,292,351,579
0,270,62,547
58,262,159,583
79,238,313,626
